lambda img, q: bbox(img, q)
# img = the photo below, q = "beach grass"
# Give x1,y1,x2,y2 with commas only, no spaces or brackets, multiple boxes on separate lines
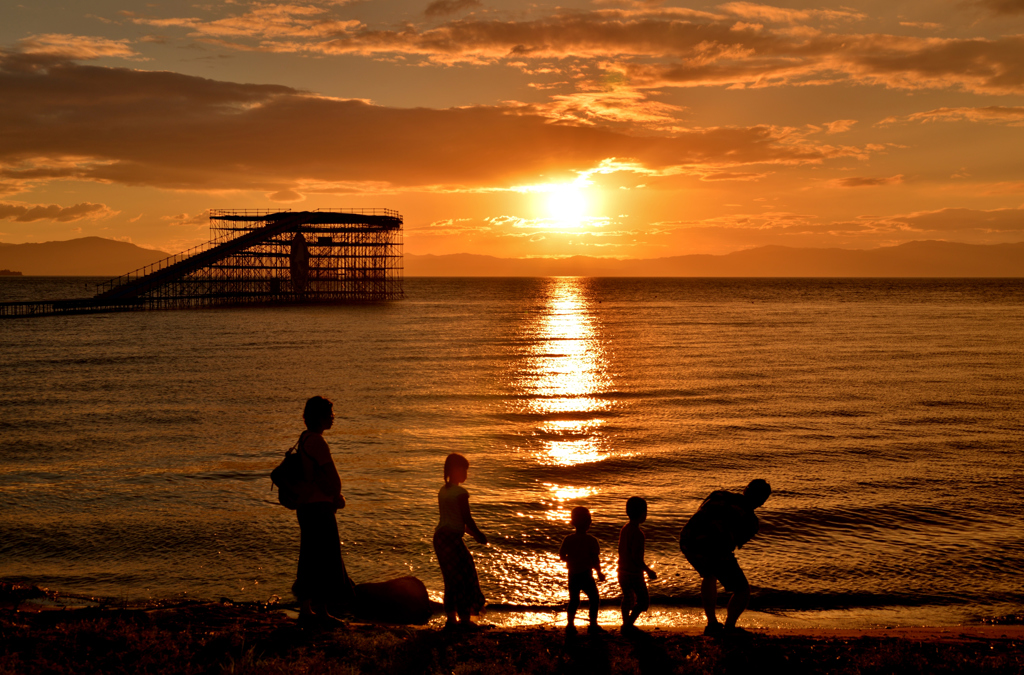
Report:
2,600,1023,675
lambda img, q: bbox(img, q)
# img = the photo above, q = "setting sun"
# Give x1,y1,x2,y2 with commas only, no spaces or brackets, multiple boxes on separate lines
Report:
545,182,589,229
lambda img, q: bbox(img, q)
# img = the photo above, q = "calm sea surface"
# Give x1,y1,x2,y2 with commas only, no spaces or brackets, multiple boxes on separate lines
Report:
1,277,1022,628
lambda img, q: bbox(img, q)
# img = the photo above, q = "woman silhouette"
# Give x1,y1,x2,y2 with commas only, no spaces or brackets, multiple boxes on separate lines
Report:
292,395,355,627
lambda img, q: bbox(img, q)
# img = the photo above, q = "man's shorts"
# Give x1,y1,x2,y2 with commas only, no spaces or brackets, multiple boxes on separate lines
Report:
682,546,747,593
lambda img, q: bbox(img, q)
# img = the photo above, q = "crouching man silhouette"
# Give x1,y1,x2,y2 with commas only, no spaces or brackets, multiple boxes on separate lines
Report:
679,479,771,637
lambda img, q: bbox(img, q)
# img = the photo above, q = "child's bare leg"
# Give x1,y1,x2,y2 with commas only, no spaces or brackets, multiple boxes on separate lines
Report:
457,608,472,625
627,584,648,626
586,588,599,625
621,588,635,626
701,576,719,626
567,588,581,627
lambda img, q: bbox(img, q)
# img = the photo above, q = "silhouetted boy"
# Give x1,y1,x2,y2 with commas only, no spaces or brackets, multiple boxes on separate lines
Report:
679,479,771,637
618,496,656,632
559,506,607,636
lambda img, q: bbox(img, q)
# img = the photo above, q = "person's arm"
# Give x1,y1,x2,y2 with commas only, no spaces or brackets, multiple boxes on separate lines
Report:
305,435,344,506
591,539,606,582
559,537,569,562
637,530,657,580
734,510,759,549
458,493,487,545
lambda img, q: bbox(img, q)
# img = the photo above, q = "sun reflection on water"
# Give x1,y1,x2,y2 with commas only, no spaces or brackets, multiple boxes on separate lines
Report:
512,278,614,467
493,278,620,606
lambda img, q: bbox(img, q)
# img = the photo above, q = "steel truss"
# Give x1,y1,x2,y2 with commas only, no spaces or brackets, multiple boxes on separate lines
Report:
0,209,403,318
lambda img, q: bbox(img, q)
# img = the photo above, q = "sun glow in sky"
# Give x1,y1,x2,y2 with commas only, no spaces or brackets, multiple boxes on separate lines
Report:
544,183,590,230
1,0,1023,258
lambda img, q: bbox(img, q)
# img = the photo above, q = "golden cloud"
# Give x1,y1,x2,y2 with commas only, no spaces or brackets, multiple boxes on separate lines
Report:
827,175,904,188
880,105,1024,126
0,201,113,222
16,34,139,60
0,52,866,194
122,7,1024,94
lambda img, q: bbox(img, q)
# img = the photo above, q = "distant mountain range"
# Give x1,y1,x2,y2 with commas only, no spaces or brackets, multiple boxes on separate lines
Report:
408,241,1024,277
1,236,1021,277
0,237,169,276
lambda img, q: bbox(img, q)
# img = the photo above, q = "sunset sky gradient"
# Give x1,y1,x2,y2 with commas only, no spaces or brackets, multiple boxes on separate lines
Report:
2,0,1024,258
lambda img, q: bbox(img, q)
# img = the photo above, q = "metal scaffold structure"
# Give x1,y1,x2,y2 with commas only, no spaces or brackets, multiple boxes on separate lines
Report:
0,209,404,318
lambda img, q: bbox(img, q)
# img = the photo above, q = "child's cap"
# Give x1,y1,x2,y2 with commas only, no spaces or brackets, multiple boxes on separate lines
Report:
570,506,592,529
625,496,647,520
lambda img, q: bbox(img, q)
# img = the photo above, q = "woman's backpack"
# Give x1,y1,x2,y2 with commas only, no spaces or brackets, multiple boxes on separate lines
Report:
270,432,313,509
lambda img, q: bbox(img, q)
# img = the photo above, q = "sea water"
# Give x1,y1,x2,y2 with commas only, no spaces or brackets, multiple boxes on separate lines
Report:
1,276,1022,628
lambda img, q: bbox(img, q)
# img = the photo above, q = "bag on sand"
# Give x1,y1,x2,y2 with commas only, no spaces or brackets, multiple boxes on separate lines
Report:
353,576,434,625
270,432,312,509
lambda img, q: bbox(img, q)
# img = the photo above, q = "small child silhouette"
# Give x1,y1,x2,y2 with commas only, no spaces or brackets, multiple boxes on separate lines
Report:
558,506,607,636
618,496,656,633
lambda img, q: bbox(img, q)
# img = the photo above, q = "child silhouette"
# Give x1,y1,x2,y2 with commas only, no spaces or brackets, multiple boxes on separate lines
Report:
618,496,657,633
432,453,488,631
558,506,607,636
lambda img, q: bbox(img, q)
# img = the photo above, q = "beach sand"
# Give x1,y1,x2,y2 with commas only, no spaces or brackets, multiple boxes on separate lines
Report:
2,586,1022,675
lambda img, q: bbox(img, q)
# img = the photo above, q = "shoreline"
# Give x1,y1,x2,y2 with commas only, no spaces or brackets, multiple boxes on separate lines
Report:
5,581,1023,632
4,584,1024,674
3,604,1023,675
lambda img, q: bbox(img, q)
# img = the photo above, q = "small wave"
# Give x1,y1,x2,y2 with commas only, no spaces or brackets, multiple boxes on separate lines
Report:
185,471,268,482
763,501,1000,540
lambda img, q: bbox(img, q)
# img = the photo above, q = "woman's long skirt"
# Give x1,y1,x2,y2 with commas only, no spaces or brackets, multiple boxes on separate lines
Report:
293,502,356,609
433,528,486,615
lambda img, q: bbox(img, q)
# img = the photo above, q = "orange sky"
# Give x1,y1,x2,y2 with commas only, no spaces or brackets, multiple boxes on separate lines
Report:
1,0,1023,258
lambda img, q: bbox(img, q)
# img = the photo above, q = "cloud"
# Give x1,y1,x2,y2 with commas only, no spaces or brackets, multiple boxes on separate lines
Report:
699,170,771,181
0,201,112,222
980,181,1024,194
973,0,1024,15
621,32,1024,94
15,34,140,60
824,119,857,134
880,105,1024,126
126,4,362,40
425,0,482,19
898,21,942,30
267,188,305,202
718,2,866,25
886,207,1024,232
656,207,1024,236
0,53,866,194
530,89,688,129
124,7,1024,95
161,212,209,229
409,217,483,236
828,175,904,187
